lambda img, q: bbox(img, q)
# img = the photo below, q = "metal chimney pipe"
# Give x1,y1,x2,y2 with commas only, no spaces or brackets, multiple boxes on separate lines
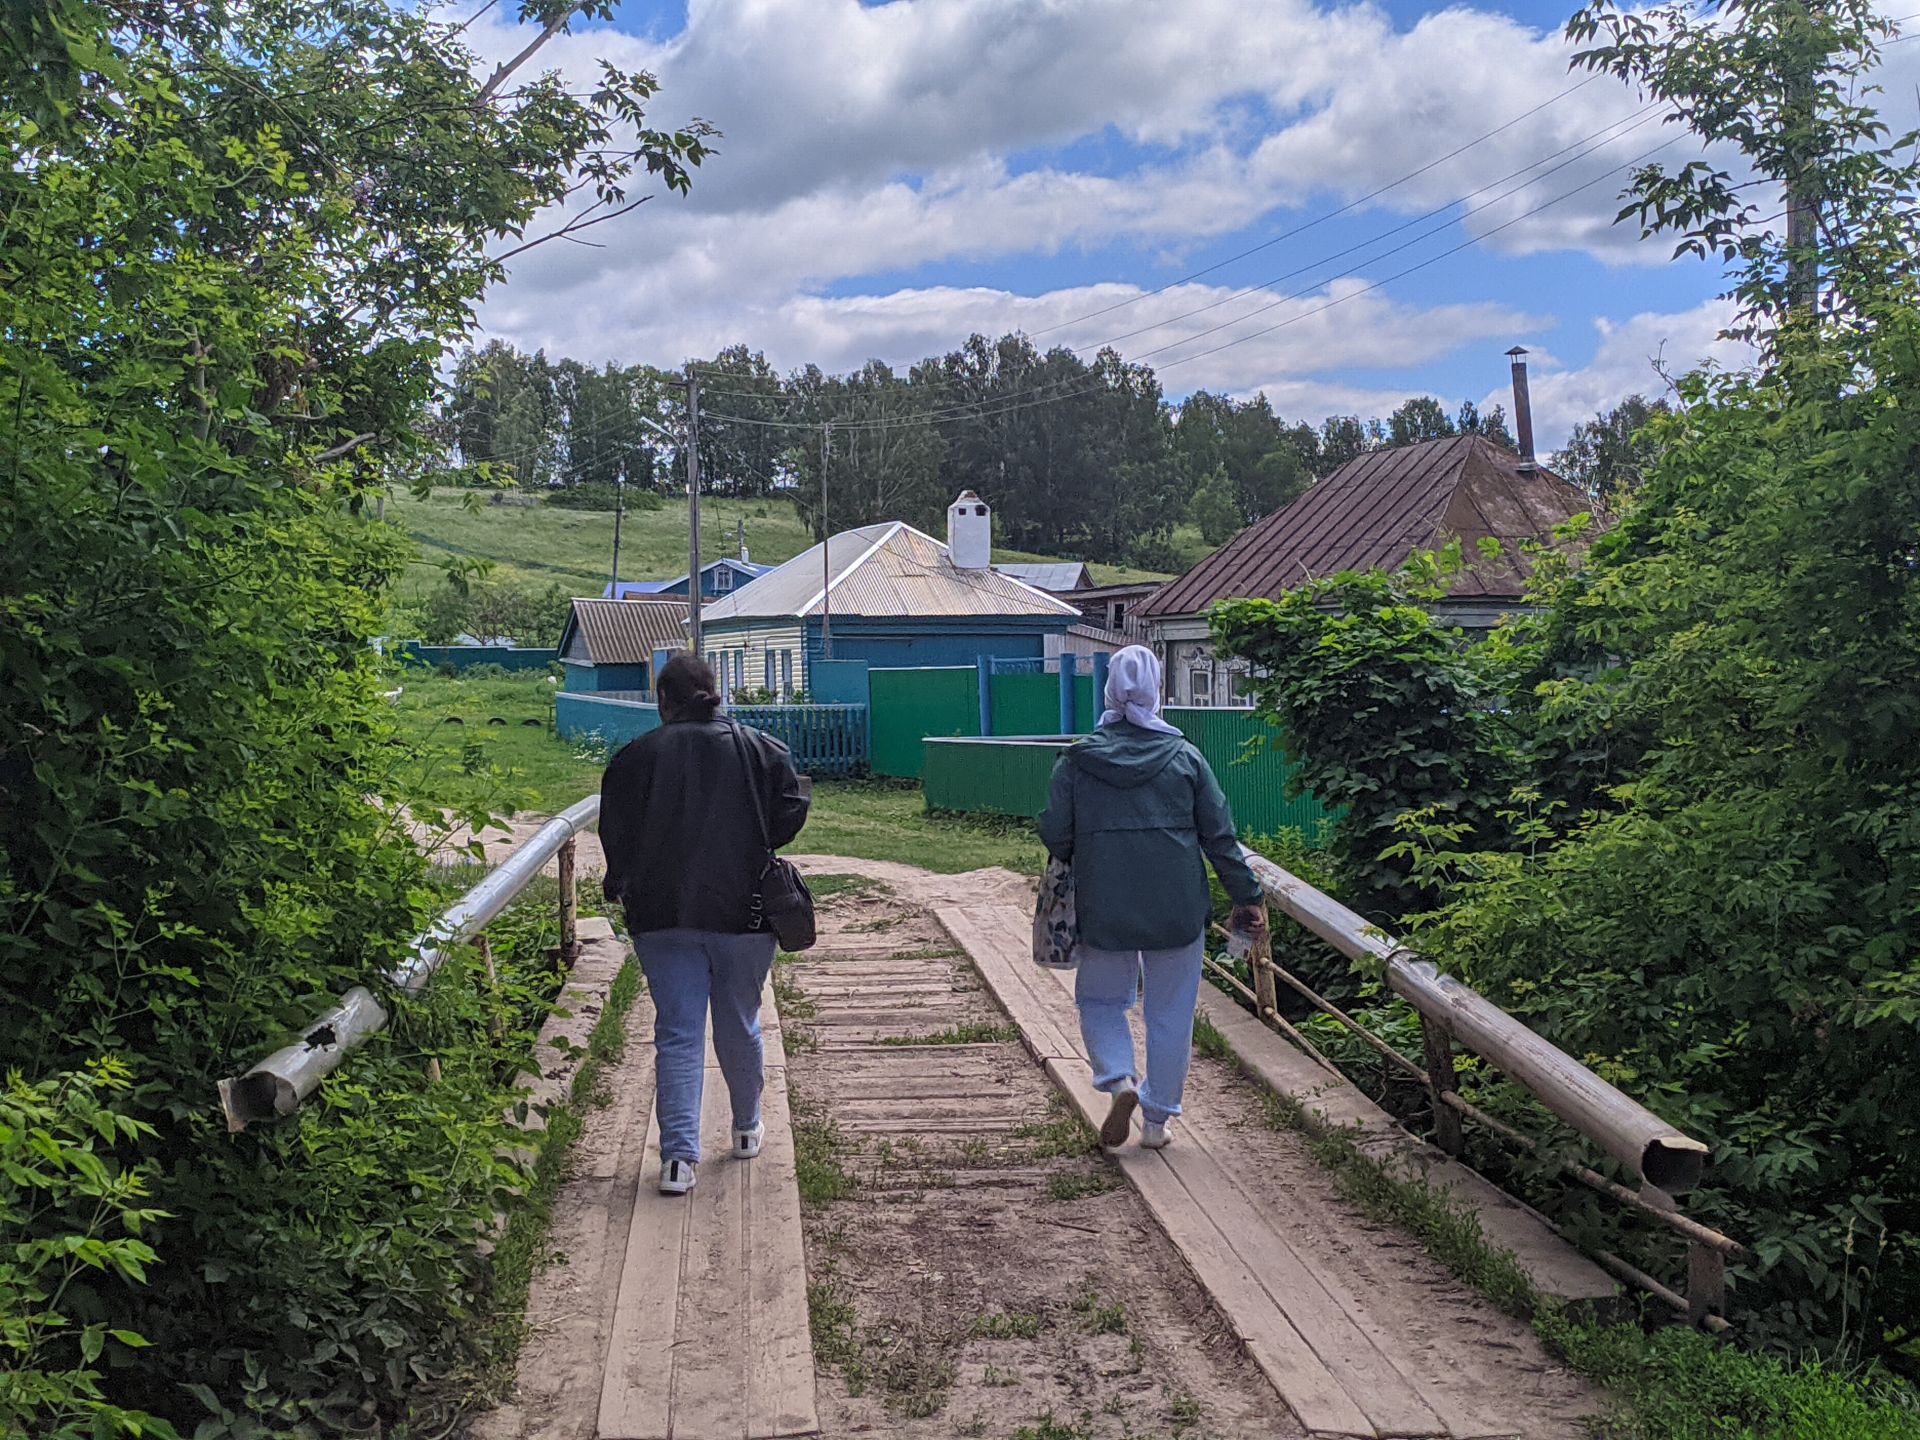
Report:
1507,346,1536,464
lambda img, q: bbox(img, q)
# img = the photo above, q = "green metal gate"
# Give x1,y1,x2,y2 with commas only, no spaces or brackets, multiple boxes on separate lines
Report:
868,666,979,779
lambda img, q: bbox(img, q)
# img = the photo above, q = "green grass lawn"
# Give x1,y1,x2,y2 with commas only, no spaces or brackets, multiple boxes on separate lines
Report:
383,488,1172,606
387,668,1043,873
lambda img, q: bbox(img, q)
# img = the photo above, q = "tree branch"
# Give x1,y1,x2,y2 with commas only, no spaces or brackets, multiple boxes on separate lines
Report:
487,194,651,263
316,432,378,462
476,3,589,106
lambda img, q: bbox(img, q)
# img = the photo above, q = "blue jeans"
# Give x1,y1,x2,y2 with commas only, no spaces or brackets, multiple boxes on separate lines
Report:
1074,937,1205,1125
634,928,777,1164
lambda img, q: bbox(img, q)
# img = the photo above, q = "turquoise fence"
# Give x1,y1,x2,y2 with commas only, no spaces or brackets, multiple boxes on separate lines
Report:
554,692,867,777
729,704,867,778
401,643,558,672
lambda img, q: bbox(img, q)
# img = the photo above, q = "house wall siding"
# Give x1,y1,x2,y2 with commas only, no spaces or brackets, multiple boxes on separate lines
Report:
702,622,806,698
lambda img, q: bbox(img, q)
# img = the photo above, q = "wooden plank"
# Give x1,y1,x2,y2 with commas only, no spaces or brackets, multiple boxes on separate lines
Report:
936,905,1079,1061
1194,990,1618,1309
747,999,820,1437
666,1058,750,1438
596,1101,684,1440
1042,1057,1378,1440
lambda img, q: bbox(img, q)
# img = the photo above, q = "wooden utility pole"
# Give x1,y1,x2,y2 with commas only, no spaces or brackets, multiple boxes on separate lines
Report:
820,422,833,661
1783,0,1821,315
685,366,703,655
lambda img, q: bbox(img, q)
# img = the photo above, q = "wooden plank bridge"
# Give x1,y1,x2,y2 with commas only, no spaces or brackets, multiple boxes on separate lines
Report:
472,859,1635,1440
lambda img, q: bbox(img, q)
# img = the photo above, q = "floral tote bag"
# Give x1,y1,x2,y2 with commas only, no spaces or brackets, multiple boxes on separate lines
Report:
1031,857,1078,970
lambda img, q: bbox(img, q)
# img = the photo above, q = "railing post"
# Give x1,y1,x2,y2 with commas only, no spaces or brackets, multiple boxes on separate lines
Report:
1420,1015,1465,1157
1251,902,1278,1023
558,836,578,966
1686,1241,1726,1327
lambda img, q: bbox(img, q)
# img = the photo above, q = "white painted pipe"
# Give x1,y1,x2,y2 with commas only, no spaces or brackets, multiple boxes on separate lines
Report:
217,796,601,1132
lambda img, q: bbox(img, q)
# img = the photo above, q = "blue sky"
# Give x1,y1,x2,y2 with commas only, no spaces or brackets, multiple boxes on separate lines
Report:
467,0,1920,450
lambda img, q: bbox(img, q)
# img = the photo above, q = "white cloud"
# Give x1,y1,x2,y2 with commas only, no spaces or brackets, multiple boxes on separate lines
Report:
462,0,1915,416
1479,299,1755,452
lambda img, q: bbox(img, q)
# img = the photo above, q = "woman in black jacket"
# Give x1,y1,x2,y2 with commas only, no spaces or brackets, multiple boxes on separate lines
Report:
599,653,810,1195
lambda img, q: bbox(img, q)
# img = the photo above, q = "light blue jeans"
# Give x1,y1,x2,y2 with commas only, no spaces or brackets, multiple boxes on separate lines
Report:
1074,936,1206,1125
634,928,777,1164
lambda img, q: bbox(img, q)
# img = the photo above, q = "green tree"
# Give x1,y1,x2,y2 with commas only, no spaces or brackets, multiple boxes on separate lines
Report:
1387,395,1456,447
1,0,709,1425
1186,466,1241,545
1553,394,1670,503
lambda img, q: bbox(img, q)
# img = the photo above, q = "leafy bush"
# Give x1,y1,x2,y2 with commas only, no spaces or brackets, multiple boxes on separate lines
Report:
543,482,664,512
1211,301,1920,1353
0,0,705,1429
0,1062,175,1440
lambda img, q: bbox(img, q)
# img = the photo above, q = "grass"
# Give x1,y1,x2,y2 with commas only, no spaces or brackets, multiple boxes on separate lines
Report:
791,1097,857,1206
1071,1291,1128,1336
798,780,1045,874
1213,1028,1920,1440
385,487,1172,608
1045,1170,1117,1202
386,668,600,819
1014,1093,1100,1159
971,1310,1044,1340
875,1022,1018,1047
387,681,1048,874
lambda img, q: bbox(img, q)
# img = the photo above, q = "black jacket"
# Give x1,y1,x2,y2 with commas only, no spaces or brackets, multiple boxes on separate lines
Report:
599,717,810,936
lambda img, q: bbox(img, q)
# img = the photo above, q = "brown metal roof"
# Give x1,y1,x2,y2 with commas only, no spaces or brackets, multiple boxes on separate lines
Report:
561,598,691,665
1140,435,1600,617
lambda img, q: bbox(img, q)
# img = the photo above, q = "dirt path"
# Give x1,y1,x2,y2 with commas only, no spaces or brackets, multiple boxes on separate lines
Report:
781,864,1303,1440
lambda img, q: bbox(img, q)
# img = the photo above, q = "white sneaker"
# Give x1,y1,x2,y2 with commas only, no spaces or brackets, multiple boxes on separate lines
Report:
1099,1082,1140,1148
1140,1121,1172,1150
659,1158,697,1195
734,1122,765,1159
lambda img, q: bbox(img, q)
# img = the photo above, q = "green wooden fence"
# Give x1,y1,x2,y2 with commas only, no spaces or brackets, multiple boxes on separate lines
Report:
989,670,1059,737
920,708,1333,841
869,666,978,779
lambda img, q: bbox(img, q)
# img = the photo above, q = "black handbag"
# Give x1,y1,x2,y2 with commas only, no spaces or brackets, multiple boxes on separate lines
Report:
729,721,816,952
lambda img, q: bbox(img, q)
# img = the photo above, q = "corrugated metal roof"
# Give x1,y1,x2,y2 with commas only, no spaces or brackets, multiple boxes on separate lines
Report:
560,598,691,664
605,580,673,598
994,562,1091,592
1141,436,1600,617
704,523,1079,621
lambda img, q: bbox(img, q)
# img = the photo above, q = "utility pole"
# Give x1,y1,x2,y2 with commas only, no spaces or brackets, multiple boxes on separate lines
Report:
820,421,832,661
609,467,624,596
685,366,703,656
1783,0,1821,316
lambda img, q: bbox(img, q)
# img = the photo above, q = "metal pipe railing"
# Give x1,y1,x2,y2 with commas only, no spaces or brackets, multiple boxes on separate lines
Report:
1233,846,1737,1327
1239,848,1708,1192
216,796,601,1132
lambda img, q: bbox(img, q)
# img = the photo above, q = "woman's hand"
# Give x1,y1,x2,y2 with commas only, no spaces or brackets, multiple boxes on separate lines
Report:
1229,903,1268,937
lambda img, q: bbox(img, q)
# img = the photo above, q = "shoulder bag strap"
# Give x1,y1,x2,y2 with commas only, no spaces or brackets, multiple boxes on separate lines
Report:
726,718,774,859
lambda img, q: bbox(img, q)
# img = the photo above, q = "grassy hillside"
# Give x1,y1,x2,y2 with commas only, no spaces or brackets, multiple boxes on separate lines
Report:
385,487,1179,604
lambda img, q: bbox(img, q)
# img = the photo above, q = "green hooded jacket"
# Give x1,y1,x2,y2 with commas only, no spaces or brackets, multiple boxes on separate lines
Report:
1037,721,1263,952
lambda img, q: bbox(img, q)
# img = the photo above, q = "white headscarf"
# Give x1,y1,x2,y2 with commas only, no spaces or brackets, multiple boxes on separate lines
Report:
1099,645,1182,736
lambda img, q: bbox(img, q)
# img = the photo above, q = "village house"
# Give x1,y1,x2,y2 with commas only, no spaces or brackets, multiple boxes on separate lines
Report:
602,556,774,601
1140,429,1599,707
556,596,691,693
698,491,1079,699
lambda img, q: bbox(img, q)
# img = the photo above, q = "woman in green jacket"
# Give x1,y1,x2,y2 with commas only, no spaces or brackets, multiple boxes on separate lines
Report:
1038,646,1265,1149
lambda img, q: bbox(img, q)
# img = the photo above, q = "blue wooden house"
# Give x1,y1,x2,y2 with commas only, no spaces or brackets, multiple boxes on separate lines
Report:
699,500,1078,699
602,557,773,602
557,597,691,693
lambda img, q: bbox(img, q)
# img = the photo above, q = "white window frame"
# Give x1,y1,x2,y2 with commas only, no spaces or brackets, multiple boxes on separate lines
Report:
1188,668,1213,707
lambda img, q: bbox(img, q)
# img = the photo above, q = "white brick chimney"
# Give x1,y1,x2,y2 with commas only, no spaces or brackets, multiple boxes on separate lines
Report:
947,490,991,570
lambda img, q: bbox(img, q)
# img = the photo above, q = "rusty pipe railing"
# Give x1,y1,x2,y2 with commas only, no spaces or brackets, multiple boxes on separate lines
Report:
216,796,600,1132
